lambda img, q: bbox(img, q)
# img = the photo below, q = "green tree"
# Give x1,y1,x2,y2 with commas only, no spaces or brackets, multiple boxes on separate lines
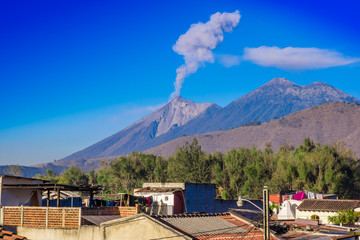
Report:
168,138,212,183
328,210,358,226
88,168,97,186
60,166,89,186
6,165,24,177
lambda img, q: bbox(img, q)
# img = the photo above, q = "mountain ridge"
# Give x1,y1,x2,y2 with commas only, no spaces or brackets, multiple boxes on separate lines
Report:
146,102,360,157
59,96,219,161
42,78,360,166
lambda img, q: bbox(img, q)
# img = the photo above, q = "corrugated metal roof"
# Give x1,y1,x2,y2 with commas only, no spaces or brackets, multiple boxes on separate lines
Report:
82,215,122,225
143,183,186,190
297,199,360,212
134,187,182,193
157,213,247,236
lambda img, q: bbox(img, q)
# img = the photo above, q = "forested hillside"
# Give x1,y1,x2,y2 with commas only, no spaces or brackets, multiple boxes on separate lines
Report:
35,138,360,199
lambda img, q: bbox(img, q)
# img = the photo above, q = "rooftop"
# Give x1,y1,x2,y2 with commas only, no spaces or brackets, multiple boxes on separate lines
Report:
134,187,182,193
154,212,277,240
297,199,360,212
0,228,27,240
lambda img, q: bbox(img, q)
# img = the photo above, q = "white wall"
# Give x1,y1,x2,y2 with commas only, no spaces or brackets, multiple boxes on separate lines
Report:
134,192,175,214
134,192,175,205
2,189,42,206
17,225,103,240
296,210,337,224
104,217,187,240
1,176,45,206
17,216,190,240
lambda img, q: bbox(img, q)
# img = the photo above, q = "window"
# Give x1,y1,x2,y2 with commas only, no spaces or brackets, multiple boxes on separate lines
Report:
165,196,168,201
311,215,320,221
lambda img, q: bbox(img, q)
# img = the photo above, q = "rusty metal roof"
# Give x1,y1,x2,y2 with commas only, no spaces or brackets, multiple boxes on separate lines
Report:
134,187,182,193
0,228,27,239
297,199,360,212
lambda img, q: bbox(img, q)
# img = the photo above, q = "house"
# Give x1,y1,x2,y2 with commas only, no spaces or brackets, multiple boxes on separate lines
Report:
0,175,100,207
0,175,48,207
134,182,263,218
42,190,82,207
153,212,279,240
296,199,360,224
18,211,279,240
0,227,27,239
277,200,302,220
134,183,186,215
135,182,217,214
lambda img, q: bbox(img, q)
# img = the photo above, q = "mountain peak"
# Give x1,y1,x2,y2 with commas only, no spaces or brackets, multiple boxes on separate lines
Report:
264,78,297,86
150,96,216,137
171,95,185,101
169,95,188,104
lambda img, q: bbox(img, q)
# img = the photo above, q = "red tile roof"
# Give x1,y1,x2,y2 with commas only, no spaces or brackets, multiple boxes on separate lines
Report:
297,199,360,212
0,228,27,240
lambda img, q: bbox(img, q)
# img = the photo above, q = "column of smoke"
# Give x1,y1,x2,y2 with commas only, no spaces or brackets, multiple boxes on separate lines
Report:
170,10,241,99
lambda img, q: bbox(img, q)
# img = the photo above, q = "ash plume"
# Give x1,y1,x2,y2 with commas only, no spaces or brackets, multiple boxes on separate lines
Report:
170,10,241,99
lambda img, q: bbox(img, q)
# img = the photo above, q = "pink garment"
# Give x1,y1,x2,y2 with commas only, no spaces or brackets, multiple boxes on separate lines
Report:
293,191,306,200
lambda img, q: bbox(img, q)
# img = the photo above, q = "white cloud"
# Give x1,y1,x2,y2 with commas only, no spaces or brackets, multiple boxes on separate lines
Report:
170,10,241,99
243,46,360,70
216,54,241,67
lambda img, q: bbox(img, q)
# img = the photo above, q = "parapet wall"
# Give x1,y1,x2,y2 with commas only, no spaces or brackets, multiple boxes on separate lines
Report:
82,206,138,217
1,206,81,228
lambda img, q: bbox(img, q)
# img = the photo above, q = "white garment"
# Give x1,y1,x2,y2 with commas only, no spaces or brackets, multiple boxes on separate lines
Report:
308,191,315,199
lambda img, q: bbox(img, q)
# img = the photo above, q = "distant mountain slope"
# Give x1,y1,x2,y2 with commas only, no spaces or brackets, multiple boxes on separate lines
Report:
53,78,360,164
0,164,67,178
146,102,360,157
59,96,220,161
200,78,360,131
130,78,360,149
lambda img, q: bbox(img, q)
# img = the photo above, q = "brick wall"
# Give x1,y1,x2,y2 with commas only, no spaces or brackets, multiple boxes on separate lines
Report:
81,206,138,217
2,206,81,228
2,206,138,229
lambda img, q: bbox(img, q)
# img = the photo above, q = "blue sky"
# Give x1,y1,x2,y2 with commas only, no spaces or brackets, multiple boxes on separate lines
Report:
1,0,359,165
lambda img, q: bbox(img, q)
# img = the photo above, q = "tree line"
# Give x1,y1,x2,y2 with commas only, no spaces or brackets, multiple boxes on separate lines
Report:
35,138,360,199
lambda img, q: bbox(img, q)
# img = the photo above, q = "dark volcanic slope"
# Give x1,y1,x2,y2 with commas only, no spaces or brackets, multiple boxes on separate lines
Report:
146,102,360,157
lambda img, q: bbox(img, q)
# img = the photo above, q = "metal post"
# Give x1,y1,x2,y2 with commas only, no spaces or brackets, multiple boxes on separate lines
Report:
0,207,4,226
47,190,50,207
56,188,60,207
0,176,3,208
46,207,49,228
62,208,65,228
263,186,270,240
21,205,24,227
78,207,82,227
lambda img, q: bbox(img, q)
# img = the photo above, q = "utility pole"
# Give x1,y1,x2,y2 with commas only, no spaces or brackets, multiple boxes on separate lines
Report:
263,186,270,240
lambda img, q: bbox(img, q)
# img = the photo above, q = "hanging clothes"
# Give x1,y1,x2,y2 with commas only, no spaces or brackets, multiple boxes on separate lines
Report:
145,197,151,207
316,194,323,199
293,191,306,200
308,191,316,199
282,195,290,201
